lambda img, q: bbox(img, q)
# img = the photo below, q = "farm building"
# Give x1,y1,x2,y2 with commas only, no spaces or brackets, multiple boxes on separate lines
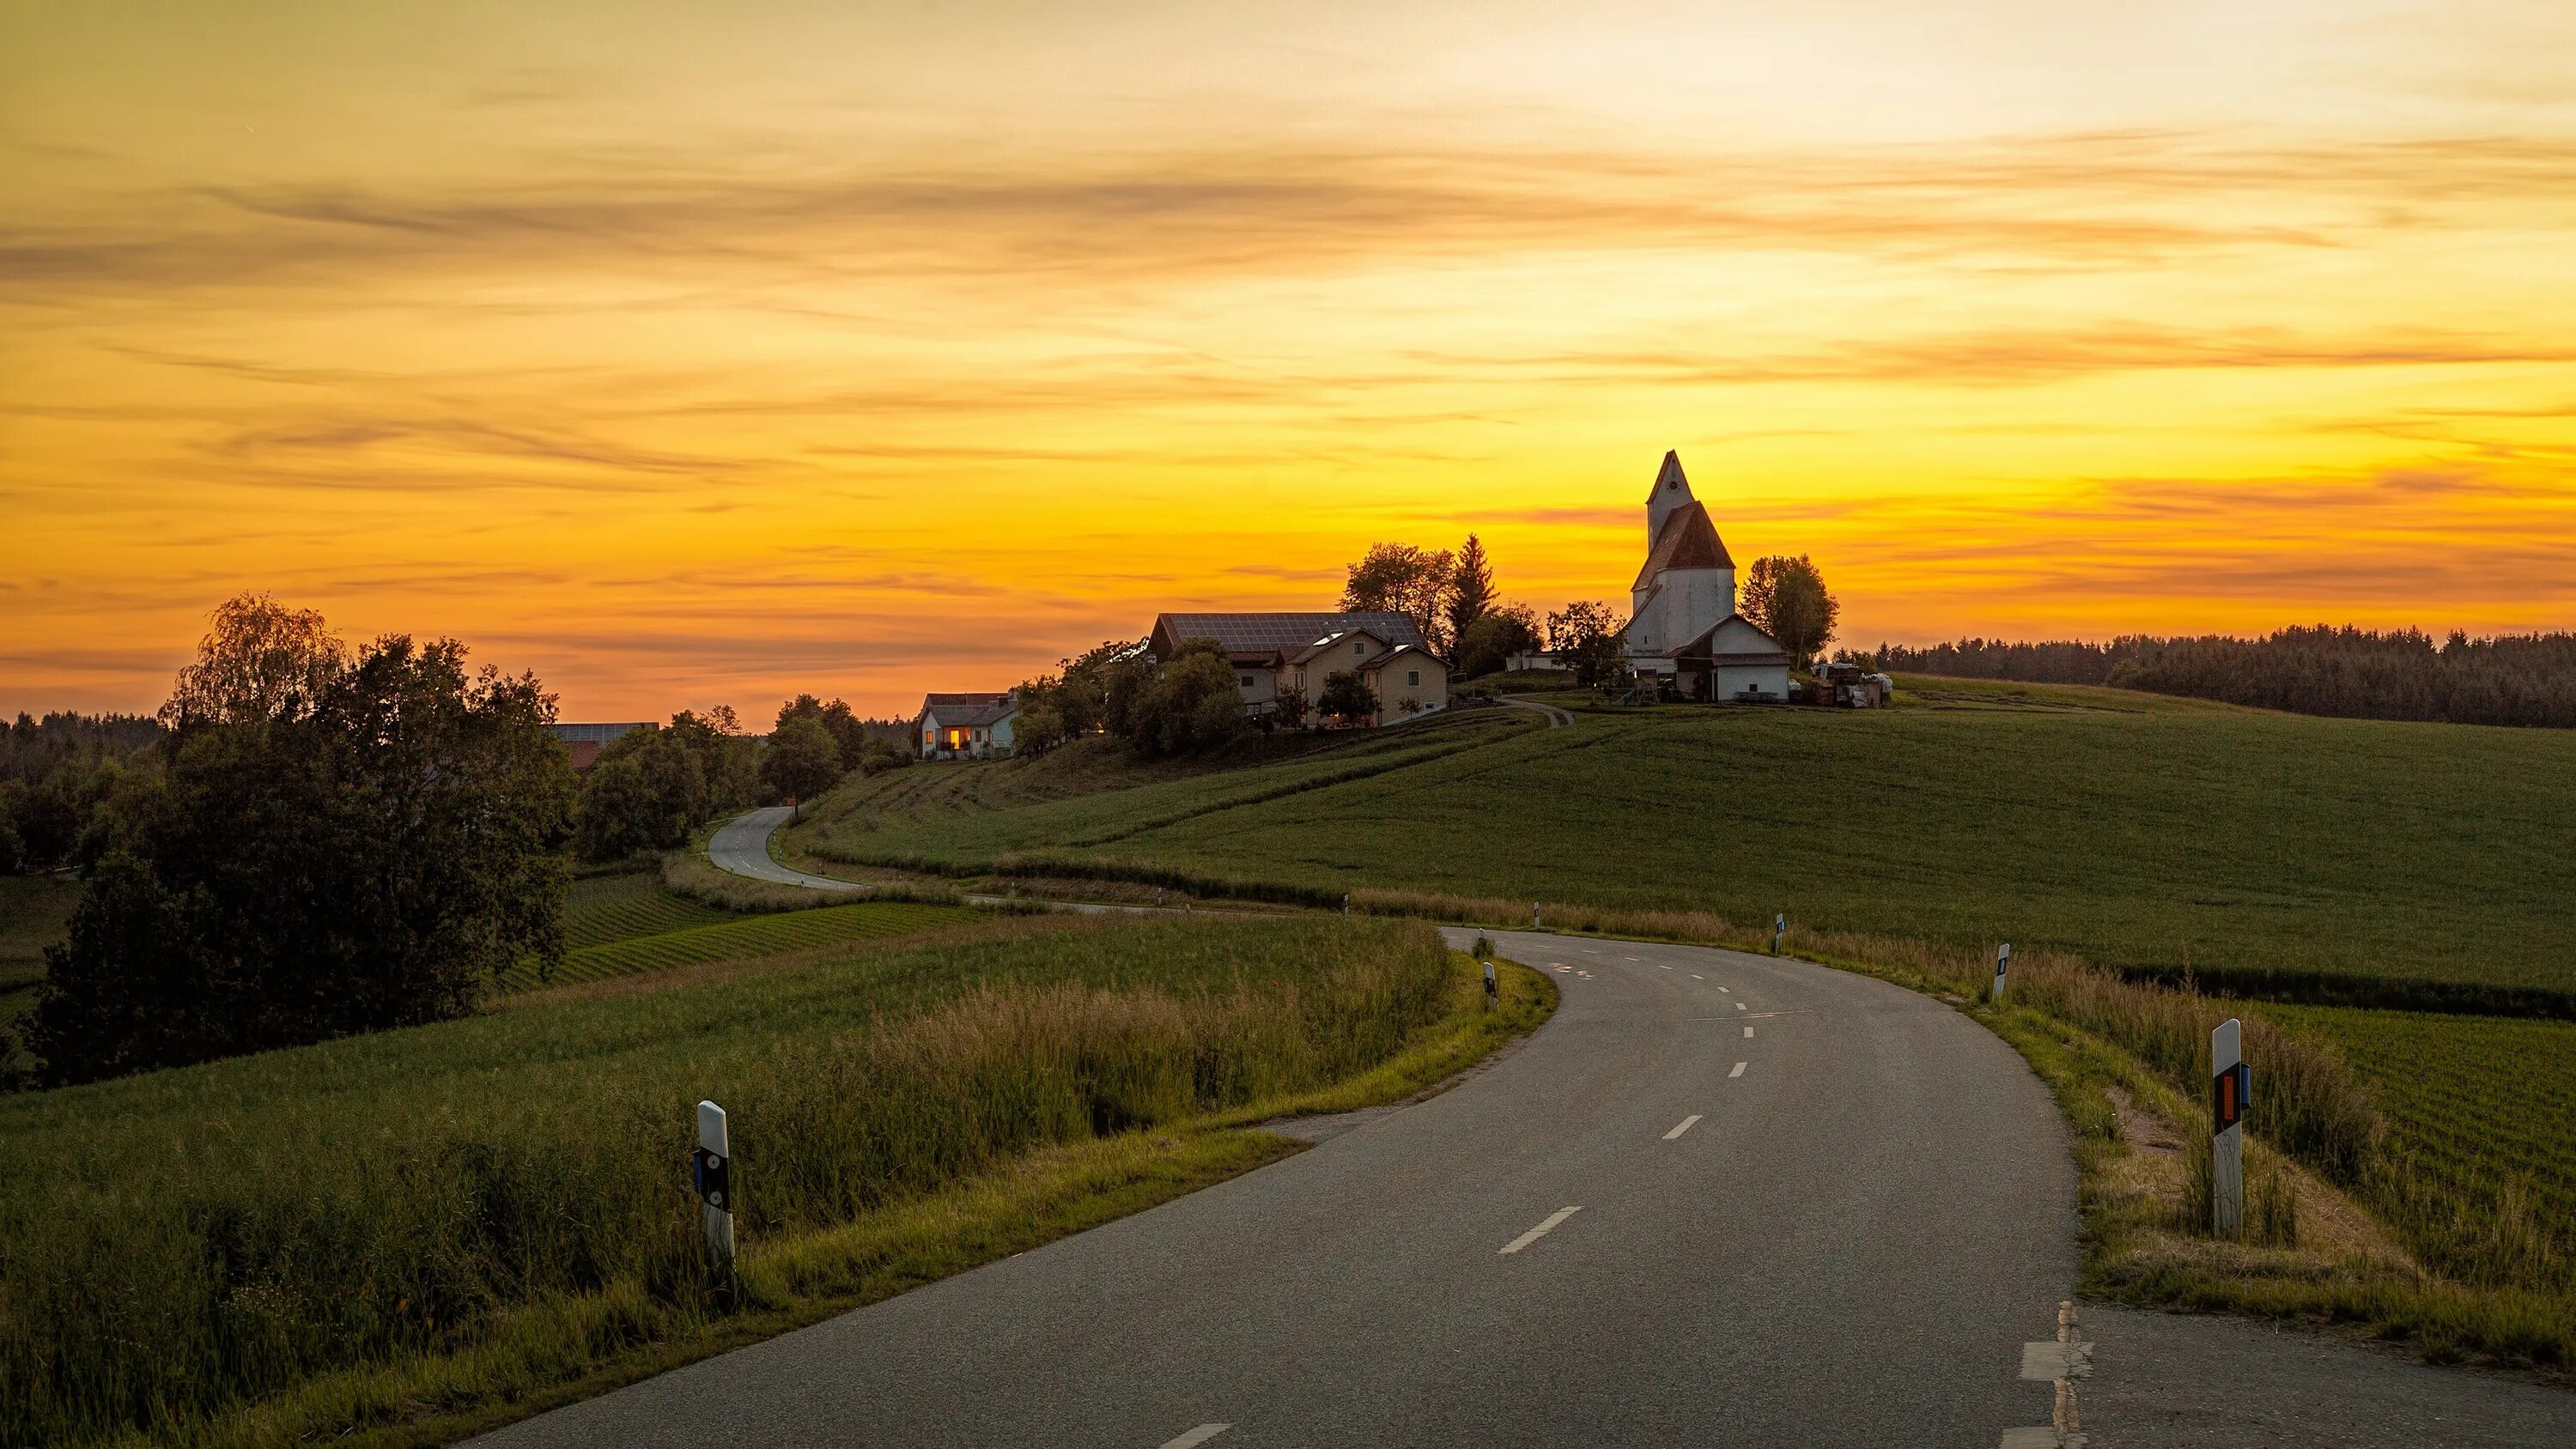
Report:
547,720,649,773
1149,611,1449,726
1623,451,1792,701
915,692,1018,759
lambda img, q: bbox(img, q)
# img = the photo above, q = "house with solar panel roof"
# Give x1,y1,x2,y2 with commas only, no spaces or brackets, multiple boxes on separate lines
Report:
1148,610,1449,727
1624,451,1793,703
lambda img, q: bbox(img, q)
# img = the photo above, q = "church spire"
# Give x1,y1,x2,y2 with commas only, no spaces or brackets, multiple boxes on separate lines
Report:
1646,449,1694,549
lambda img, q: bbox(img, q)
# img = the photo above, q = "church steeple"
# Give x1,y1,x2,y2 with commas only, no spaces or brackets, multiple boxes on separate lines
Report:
1646,449,1693,549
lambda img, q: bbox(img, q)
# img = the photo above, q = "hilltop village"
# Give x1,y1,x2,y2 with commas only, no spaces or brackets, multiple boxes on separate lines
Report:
913,451,1857,759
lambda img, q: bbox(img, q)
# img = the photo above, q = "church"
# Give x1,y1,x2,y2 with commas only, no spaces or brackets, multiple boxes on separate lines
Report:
1623,451,1794,703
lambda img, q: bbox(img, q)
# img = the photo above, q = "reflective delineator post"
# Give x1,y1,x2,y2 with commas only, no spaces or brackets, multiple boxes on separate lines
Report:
1772,913,1785,955
2211,1018,2248,1237
1991,943,2011,1002
1483,960,1499,1011
1533,900,1541,929
1342,893,1350,917
693,1100,737,1289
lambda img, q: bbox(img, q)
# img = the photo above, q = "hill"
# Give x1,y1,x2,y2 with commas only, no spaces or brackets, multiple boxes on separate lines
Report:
793,682,2576,1006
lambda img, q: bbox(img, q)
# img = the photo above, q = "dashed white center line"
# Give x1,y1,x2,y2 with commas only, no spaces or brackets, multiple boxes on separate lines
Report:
1656,963,1672,970
1730,1061,1748,1077
1743,1025,1754,1038
1734,1002,1747,1010
1624,955,1641,962
1716,986,1730,994
1691,973,1704,979
1160,1425,1232,1448
1663,1114,1703,1139
1500,1206,1583,1255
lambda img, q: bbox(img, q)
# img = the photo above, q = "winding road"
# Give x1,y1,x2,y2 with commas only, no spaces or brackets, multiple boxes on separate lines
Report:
511,814,2576,1446
706,805,869,892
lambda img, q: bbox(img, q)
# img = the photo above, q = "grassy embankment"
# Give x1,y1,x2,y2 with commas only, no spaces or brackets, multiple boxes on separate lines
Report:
0,912,1553,1447
784,680,2576,1365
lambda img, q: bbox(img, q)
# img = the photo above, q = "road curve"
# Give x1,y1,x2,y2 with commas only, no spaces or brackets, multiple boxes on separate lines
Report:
705,806,870,892
471,930,2080,1447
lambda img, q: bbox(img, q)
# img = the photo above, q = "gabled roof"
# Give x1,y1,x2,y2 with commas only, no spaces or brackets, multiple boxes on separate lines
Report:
917,692,1016,728
1285,627,1391,666
1363,643,1443,671
1631,500,1735,590
1668,613,1790,664
1153,611,1425,659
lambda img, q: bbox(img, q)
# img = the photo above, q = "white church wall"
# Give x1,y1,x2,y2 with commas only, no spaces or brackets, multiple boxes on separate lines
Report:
1716,664,1791,703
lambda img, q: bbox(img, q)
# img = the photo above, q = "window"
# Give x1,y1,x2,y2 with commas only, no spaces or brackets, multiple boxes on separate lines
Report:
1407,670,1420,687
1353,640,1364,656
1240,675,1255,688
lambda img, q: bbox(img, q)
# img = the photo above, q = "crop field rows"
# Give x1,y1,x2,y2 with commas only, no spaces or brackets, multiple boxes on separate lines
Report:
565,871,739,949
2263,1003,2576,1245
507,900,984,991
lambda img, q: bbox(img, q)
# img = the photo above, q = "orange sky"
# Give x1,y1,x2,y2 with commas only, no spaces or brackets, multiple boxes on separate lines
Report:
6,2,2574,720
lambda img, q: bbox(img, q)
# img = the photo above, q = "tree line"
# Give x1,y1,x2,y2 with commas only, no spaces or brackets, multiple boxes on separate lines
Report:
7,593,917,1087
1865,627,2576,728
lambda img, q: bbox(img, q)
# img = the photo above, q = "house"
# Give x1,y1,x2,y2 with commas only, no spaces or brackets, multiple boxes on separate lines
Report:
1148,611,1449,726
548,721,649,774
1621,451,1792,702
915,692,1017,759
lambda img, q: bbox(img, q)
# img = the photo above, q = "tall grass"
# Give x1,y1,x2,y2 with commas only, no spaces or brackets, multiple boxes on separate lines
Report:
0,915,1450,1447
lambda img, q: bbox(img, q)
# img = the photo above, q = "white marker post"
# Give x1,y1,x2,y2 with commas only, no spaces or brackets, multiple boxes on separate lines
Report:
1533,900,1541,929
1991,943,2011,1002
1483,960,1499,1011
1772,913,1785,955
1341,893,1350,917
694,1100,737,1290
2211,1018,2248,1237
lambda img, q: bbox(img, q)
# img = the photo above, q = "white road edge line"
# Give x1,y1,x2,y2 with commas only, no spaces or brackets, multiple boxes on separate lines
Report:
1730,1061,1748,1077
1663,1114,1703,1140
1500,1206,1583,1255
1159,1425,1232,1448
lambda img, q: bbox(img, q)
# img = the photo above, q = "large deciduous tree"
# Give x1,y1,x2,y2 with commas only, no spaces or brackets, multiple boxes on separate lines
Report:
1546,601,1631,690
19,614,574,1086
1317,670,1378,725
158,592,346,728
1455,603,1542,679
1741,555,1838,668
762,715,844,809
1340,543,1457,656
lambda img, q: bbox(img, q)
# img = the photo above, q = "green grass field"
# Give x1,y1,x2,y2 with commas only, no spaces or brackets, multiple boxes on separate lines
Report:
506,900,987,990
2258,1002,2576,1282
0,912,1530,1447
798,687,2576,1002
564,870,739,949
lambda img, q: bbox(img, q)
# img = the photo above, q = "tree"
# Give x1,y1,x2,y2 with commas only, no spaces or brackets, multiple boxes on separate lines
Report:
1447,535,1497,650
574,724,711,861
1317,670,1378,725
1741,555,1838,669
1455,603,1542,679
1270,679,1311,731
1340,543,1457,656
1547,601,1631,690
776,694,871,766
762,715,843,809
19,628,574,1086
159,592,347,728
1123,640,1247,757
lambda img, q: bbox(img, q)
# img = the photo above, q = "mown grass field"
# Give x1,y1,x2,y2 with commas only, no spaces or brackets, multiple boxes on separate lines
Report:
0,912,1544,1447
798,686,2576,1001
503,900,987,990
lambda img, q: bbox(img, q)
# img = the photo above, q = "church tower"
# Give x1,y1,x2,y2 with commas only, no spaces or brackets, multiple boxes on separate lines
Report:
1625,449,1738,671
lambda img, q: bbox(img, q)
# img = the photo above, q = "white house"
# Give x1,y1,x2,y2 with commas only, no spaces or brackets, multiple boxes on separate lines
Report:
915,692,1017,759
1622,451,1792,702
1148,611,1449,725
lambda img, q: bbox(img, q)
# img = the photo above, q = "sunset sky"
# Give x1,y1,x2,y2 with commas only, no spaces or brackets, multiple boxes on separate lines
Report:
7,1,2574,720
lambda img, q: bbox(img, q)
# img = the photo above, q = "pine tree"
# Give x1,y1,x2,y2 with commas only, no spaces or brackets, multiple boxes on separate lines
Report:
1447,535,1497,651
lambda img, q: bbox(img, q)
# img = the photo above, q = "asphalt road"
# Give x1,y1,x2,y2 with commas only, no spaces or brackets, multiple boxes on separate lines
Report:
473,930,2084,1446
706,806,870,892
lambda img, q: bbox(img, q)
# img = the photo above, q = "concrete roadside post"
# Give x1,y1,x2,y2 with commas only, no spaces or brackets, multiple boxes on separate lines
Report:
2212,1017,2249,1236
1772,913,1784,955
1533,900,1540,929
1991,943,2011,1002
693,1100,737,1293
1342,893,1350,917
1483,960,1499,1012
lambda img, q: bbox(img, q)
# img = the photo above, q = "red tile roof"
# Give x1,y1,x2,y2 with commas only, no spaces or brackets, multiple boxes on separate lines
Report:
1631,500,1735,590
